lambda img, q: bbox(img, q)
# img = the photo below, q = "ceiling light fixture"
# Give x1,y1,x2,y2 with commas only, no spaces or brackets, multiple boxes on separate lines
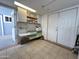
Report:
14,1,36,13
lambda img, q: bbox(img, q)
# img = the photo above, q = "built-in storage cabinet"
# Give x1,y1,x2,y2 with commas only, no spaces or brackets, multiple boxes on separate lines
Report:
17,7,40,42
17,7,27,22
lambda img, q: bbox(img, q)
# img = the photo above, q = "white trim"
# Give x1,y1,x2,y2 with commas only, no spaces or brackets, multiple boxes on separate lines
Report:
0,14,4,36
3,15,13,23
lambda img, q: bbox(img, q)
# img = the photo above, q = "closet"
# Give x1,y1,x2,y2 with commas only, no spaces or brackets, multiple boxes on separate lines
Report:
45,7,78,48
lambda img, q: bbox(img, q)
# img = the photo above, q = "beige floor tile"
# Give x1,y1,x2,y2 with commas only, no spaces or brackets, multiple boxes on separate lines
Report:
0,40,77,59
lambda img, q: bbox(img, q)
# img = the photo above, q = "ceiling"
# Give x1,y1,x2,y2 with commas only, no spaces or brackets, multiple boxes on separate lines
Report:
0,0,79,15
16,0,79,15
0,0,14,8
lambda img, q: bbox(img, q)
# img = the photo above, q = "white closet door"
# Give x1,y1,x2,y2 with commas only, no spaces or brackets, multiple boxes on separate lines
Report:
48,13,58,42
57,8,77,48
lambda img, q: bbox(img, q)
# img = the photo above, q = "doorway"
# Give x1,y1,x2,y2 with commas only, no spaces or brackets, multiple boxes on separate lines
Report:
0,6,16,49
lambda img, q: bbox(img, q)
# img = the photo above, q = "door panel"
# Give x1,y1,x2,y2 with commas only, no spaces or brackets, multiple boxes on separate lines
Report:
57,8,77,48
0,6,14,35
48,13,58,42
0,15,3,35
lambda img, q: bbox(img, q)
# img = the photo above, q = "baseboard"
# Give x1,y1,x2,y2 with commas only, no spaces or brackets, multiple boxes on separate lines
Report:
44,39,73,51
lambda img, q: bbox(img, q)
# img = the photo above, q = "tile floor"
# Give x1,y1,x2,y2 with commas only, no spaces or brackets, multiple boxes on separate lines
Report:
0,40,77,59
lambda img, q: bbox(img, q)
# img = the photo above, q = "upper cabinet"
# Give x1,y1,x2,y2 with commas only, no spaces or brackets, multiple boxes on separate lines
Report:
17,7,37,23
17,7,27,22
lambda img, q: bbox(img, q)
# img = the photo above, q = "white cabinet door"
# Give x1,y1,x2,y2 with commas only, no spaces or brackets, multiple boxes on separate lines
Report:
57,8,77,48
48,13,59,42
17,7,27,22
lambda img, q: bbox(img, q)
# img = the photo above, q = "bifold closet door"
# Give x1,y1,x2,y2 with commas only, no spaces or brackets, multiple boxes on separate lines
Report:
48,13,58,42
57,8,77,48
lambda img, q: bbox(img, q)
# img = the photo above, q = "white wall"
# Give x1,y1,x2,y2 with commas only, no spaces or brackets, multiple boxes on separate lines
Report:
77,8,79,34
37,15,42,24
41,14,48,39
